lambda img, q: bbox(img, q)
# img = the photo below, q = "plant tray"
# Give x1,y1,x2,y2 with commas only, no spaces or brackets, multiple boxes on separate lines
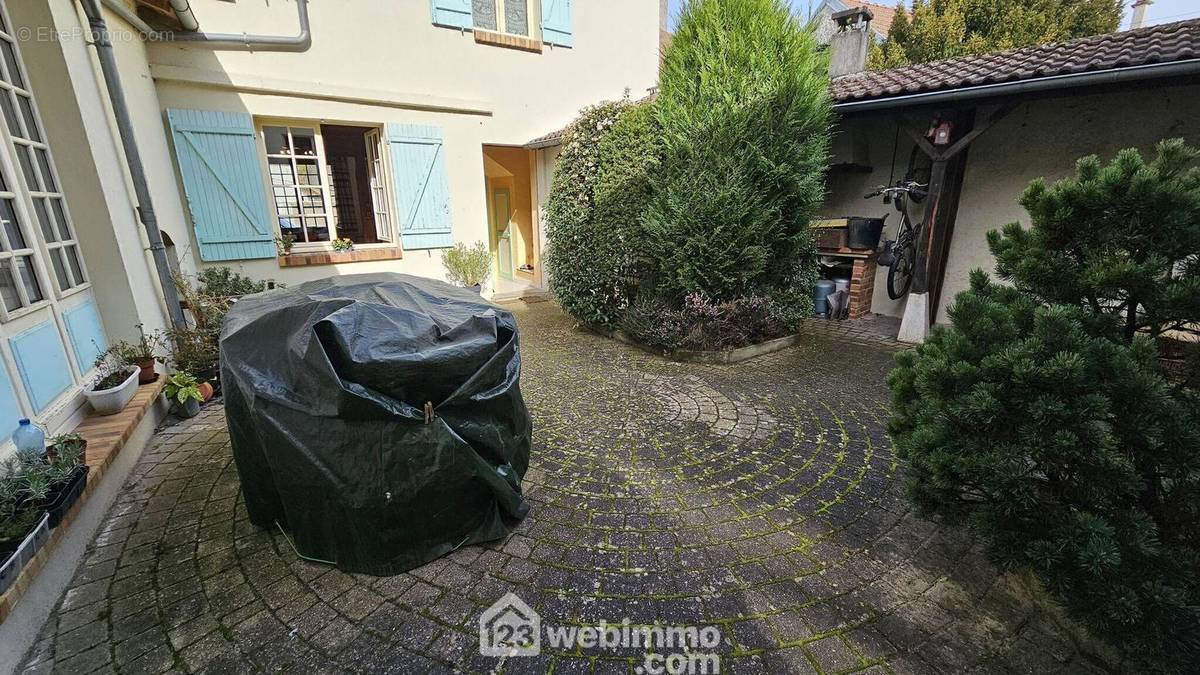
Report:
40,465,89,529
0,512,50,596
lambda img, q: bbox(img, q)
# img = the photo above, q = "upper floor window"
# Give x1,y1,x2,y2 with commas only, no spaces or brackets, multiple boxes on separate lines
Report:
473,0,534,37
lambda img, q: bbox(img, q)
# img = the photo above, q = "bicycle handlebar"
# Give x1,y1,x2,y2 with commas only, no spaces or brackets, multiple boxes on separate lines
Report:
864,182,928,201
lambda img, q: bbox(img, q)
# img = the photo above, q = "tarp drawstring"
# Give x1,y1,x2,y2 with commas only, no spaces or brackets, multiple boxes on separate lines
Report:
424,401,434,424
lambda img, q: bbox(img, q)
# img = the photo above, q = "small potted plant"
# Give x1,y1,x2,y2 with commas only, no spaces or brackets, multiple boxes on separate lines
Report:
46,432,86,464
114,324,164,384
84,350,141,415
332,238,354,252
275,233,296,256
0,469,49,595
164,372,204,418
441,241,492,294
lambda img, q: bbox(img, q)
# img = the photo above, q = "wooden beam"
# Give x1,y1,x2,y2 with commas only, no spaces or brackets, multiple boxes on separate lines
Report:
937,103,1016,161
898,116,937,159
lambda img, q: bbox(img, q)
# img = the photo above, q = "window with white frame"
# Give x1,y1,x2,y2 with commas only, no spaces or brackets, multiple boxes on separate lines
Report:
261,123,392,248
265,125,331,243
363,128,391,243
0,22,84,295
473,0,536,36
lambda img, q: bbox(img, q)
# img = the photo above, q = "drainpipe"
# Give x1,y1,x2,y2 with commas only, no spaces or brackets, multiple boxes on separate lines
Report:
99,0,311,52
78,0,187,328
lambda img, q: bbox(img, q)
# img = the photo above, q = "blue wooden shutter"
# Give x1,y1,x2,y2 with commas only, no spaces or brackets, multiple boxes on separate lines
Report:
166,109,276,261
432,0,472,29
387,123,454,250
541,0,573,47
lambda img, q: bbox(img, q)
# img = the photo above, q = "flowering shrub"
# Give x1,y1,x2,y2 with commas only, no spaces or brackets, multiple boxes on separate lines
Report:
544,98,659,327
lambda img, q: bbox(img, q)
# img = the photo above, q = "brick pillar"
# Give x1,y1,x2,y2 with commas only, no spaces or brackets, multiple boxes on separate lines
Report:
849,255,877,319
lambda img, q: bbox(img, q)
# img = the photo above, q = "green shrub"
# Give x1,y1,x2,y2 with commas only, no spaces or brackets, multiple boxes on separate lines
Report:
889,141,1200,661
544,98,659,327
441,241,492,287
644,0,830,304
622,292,793,352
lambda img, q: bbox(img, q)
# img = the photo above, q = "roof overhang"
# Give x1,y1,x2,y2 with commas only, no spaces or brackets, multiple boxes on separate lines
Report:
833,58,1200,113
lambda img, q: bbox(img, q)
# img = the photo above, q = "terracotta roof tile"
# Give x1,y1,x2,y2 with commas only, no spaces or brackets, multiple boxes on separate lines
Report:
832,18,1200,103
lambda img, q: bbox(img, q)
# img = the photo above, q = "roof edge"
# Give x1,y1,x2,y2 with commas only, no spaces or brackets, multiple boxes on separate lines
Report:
833,58,1200,112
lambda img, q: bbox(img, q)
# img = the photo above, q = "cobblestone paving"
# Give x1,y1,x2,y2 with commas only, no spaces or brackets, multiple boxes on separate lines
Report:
20,301,1100,675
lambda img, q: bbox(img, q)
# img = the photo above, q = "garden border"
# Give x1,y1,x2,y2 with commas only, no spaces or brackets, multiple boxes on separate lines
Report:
594,328,802,364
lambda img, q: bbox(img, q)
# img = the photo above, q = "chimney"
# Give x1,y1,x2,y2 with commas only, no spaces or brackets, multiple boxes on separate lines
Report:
1130,0,1153,29
829,7,874,78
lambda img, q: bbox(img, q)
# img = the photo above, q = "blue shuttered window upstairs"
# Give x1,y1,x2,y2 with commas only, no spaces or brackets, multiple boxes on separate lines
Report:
387,123,454,250
430,0,572,46
166,109,277,262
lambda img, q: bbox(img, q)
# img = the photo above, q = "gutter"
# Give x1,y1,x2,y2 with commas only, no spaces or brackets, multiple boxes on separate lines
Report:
78,0,186,328
100,0,312,52
833,58,1200,112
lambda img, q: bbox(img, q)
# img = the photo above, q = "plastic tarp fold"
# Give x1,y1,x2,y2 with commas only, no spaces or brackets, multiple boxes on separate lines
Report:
220,273,532,575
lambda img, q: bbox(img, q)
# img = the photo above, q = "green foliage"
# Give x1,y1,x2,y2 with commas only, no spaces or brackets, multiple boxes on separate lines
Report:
645,0,830,304
195,267,267,298
109,323,165,365
441,241,493,288
622,292,793,351
990,139,1200,344
889,141,1200,661
164,372,204,406
545,98,660,327
870,0,1123,69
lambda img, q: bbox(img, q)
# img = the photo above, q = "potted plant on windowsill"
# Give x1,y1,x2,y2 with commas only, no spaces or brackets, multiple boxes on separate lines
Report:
332,238,354,253
0,470,50,595
441,241,493,295
275,233,296,256
163,372,204,419
83,350,140,416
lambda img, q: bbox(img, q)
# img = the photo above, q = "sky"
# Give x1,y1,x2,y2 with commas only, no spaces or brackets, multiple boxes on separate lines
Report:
665,0,1200,31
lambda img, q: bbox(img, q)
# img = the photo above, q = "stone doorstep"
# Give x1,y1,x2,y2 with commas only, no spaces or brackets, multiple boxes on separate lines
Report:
0,379,166,625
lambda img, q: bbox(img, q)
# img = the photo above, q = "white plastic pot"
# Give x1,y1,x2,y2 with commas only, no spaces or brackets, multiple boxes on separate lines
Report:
83,367,140,415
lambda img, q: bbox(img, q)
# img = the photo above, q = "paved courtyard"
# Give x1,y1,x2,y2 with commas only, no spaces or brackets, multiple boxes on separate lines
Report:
19,301,1100,674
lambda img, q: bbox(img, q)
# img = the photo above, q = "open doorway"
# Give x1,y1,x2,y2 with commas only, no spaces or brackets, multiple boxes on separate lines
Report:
482,145,539,294
321,124,388,245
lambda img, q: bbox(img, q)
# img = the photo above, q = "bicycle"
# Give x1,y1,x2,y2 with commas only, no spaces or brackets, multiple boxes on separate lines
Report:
864,181,928,300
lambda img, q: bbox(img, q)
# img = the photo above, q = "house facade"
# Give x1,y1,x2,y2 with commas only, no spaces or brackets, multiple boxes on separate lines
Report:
0,0,662,447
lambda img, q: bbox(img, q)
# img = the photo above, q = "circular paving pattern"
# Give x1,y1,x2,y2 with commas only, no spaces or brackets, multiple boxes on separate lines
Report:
20,301,1104,675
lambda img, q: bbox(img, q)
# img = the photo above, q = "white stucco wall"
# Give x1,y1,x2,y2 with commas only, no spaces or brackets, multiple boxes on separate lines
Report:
824,83,1200,323
139,0,659,288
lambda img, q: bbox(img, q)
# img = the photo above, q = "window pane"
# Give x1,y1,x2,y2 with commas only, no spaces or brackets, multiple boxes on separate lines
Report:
278,217,303,241
295,159,322,186
299,187,325,214
50,248,69,290
49,198,70,240
290,128,317,157
34,148,54,191
0,39,23,90
0,92,17,139
0,261,19,311
273,186,299,214
264,126,290,155
14,254,40,303
65,245,84,286
472,0,497,30
17,144,37,190
17,95,38,142
268,158,295,186
504,0,529,36
31,197,54,241
305,216,330,242
0,198,25,250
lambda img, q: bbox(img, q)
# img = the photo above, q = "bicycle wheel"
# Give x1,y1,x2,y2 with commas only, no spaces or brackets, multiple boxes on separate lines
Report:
887,241,915,299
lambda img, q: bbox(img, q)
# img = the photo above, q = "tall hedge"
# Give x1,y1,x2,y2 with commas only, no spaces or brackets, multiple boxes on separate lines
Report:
644,0,831,303
544,99,659,327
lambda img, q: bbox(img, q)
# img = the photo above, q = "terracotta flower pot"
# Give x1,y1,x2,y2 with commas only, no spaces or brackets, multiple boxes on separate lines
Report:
198,381,214,402
136,358,157,384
